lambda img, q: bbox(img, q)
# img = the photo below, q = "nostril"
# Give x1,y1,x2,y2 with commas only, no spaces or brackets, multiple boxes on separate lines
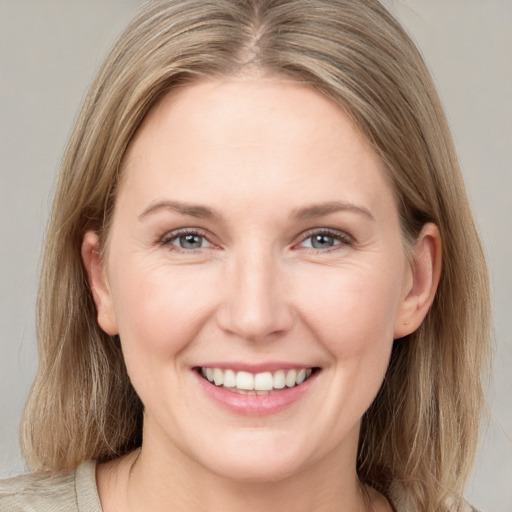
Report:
215,299,294,342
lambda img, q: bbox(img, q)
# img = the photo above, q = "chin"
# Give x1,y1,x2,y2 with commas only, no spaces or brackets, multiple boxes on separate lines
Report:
201,453,305,484
184,428,331,485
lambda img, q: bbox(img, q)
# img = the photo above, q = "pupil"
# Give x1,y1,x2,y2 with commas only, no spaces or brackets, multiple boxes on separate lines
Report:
180,234,202,249
312,234,333,249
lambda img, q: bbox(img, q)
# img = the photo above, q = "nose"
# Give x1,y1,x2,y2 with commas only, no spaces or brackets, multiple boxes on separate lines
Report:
216,248,294,342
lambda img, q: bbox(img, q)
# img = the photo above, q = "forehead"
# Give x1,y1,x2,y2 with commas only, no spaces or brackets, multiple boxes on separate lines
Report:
118,77,395,222
127,76,372,158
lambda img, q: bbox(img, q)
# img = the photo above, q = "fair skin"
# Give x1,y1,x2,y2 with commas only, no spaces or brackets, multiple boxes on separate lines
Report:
82,76,441,512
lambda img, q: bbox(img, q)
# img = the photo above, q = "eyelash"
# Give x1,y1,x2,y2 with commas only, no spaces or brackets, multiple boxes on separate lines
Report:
159,228,214,253
158,228,353,254
294,228,353,253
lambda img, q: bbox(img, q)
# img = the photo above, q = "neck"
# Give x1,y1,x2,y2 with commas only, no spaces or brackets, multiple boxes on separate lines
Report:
97,417,384,512
124,442,368,512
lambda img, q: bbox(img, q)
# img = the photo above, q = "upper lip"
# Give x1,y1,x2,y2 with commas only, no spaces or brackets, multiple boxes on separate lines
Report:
193,362,317,373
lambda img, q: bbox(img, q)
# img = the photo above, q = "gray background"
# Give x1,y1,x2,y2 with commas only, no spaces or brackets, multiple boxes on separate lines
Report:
1,1,510,509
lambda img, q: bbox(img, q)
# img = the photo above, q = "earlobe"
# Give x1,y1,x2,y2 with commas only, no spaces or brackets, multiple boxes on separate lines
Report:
394,223,442,339
81,231,119,335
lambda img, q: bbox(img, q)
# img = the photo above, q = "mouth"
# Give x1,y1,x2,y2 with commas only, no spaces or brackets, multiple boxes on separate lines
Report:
196,366,319,395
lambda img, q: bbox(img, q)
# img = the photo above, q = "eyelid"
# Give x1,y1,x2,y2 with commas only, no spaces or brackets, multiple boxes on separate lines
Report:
160,227,206,242
157,227,353,253
159,227,218,251
293,227,354,250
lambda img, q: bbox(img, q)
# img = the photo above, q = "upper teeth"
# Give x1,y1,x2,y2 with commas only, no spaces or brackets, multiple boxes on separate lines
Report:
200,367,313,391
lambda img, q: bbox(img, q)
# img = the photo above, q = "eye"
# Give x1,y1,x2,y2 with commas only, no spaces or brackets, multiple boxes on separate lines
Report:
160,229,214,251
305,233,339,249
175,233,206,249
297,229,352,251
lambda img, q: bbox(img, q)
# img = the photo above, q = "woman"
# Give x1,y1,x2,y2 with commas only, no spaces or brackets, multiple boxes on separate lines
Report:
0,0,490,510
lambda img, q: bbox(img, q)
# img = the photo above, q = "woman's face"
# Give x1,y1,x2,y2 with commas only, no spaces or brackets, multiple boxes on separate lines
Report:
86,77,422,482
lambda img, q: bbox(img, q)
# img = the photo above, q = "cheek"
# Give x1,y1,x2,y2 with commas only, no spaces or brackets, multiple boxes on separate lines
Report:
298,267,401,421
297,264,401,359
109,263,217,366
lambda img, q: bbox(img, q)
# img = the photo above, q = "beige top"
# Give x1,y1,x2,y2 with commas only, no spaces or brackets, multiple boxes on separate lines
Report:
0,461,101,512
0,461,479,512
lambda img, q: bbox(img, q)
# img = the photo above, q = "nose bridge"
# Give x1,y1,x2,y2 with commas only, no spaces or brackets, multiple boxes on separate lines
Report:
218,242,292,340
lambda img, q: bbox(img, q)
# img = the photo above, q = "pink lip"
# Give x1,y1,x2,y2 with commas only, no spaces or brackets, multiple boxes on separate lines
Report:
195,362,313,373
193,368,319,416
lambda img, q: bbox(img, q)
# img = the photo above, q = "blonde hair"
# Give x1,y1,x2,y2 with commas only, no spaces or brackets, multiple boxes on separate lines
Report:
21,0,491,509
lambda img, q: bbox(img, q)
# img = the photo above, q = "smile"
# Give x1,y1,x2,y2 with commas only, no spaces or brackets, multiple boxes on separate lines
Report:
198,367,316,394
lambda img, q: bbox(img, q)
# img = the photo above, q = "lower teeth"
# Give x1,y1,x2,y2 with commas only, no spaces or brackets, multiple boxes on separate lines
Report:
222,387,277,395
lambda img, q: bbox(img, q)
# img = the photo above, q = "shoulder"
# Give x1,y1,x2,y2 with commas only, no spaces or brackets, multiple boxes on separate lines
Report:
0,468,76,512
0,461,101,512
388,481,481,512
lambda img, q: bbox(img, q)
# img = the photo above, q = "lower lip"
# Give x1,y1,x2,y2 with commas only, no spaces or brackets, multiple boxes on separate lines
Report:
194,370,319,416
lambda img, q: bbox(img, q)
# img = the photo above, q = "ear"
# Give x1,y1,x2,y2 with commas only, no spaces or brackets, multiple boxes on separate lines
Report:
394,223,442,338
81,231,119,335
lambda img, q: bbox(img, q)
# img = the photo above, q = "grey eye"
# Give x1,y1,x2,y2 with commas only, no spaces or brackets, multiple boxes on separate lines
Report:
177,234,204,249
310,234,337,249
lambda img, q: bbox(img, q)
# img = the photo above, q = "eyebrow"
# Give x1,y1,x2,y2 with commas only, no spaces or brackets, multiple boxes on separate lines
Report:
138,200,221,221
138,199,374,222
292,201,375,221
